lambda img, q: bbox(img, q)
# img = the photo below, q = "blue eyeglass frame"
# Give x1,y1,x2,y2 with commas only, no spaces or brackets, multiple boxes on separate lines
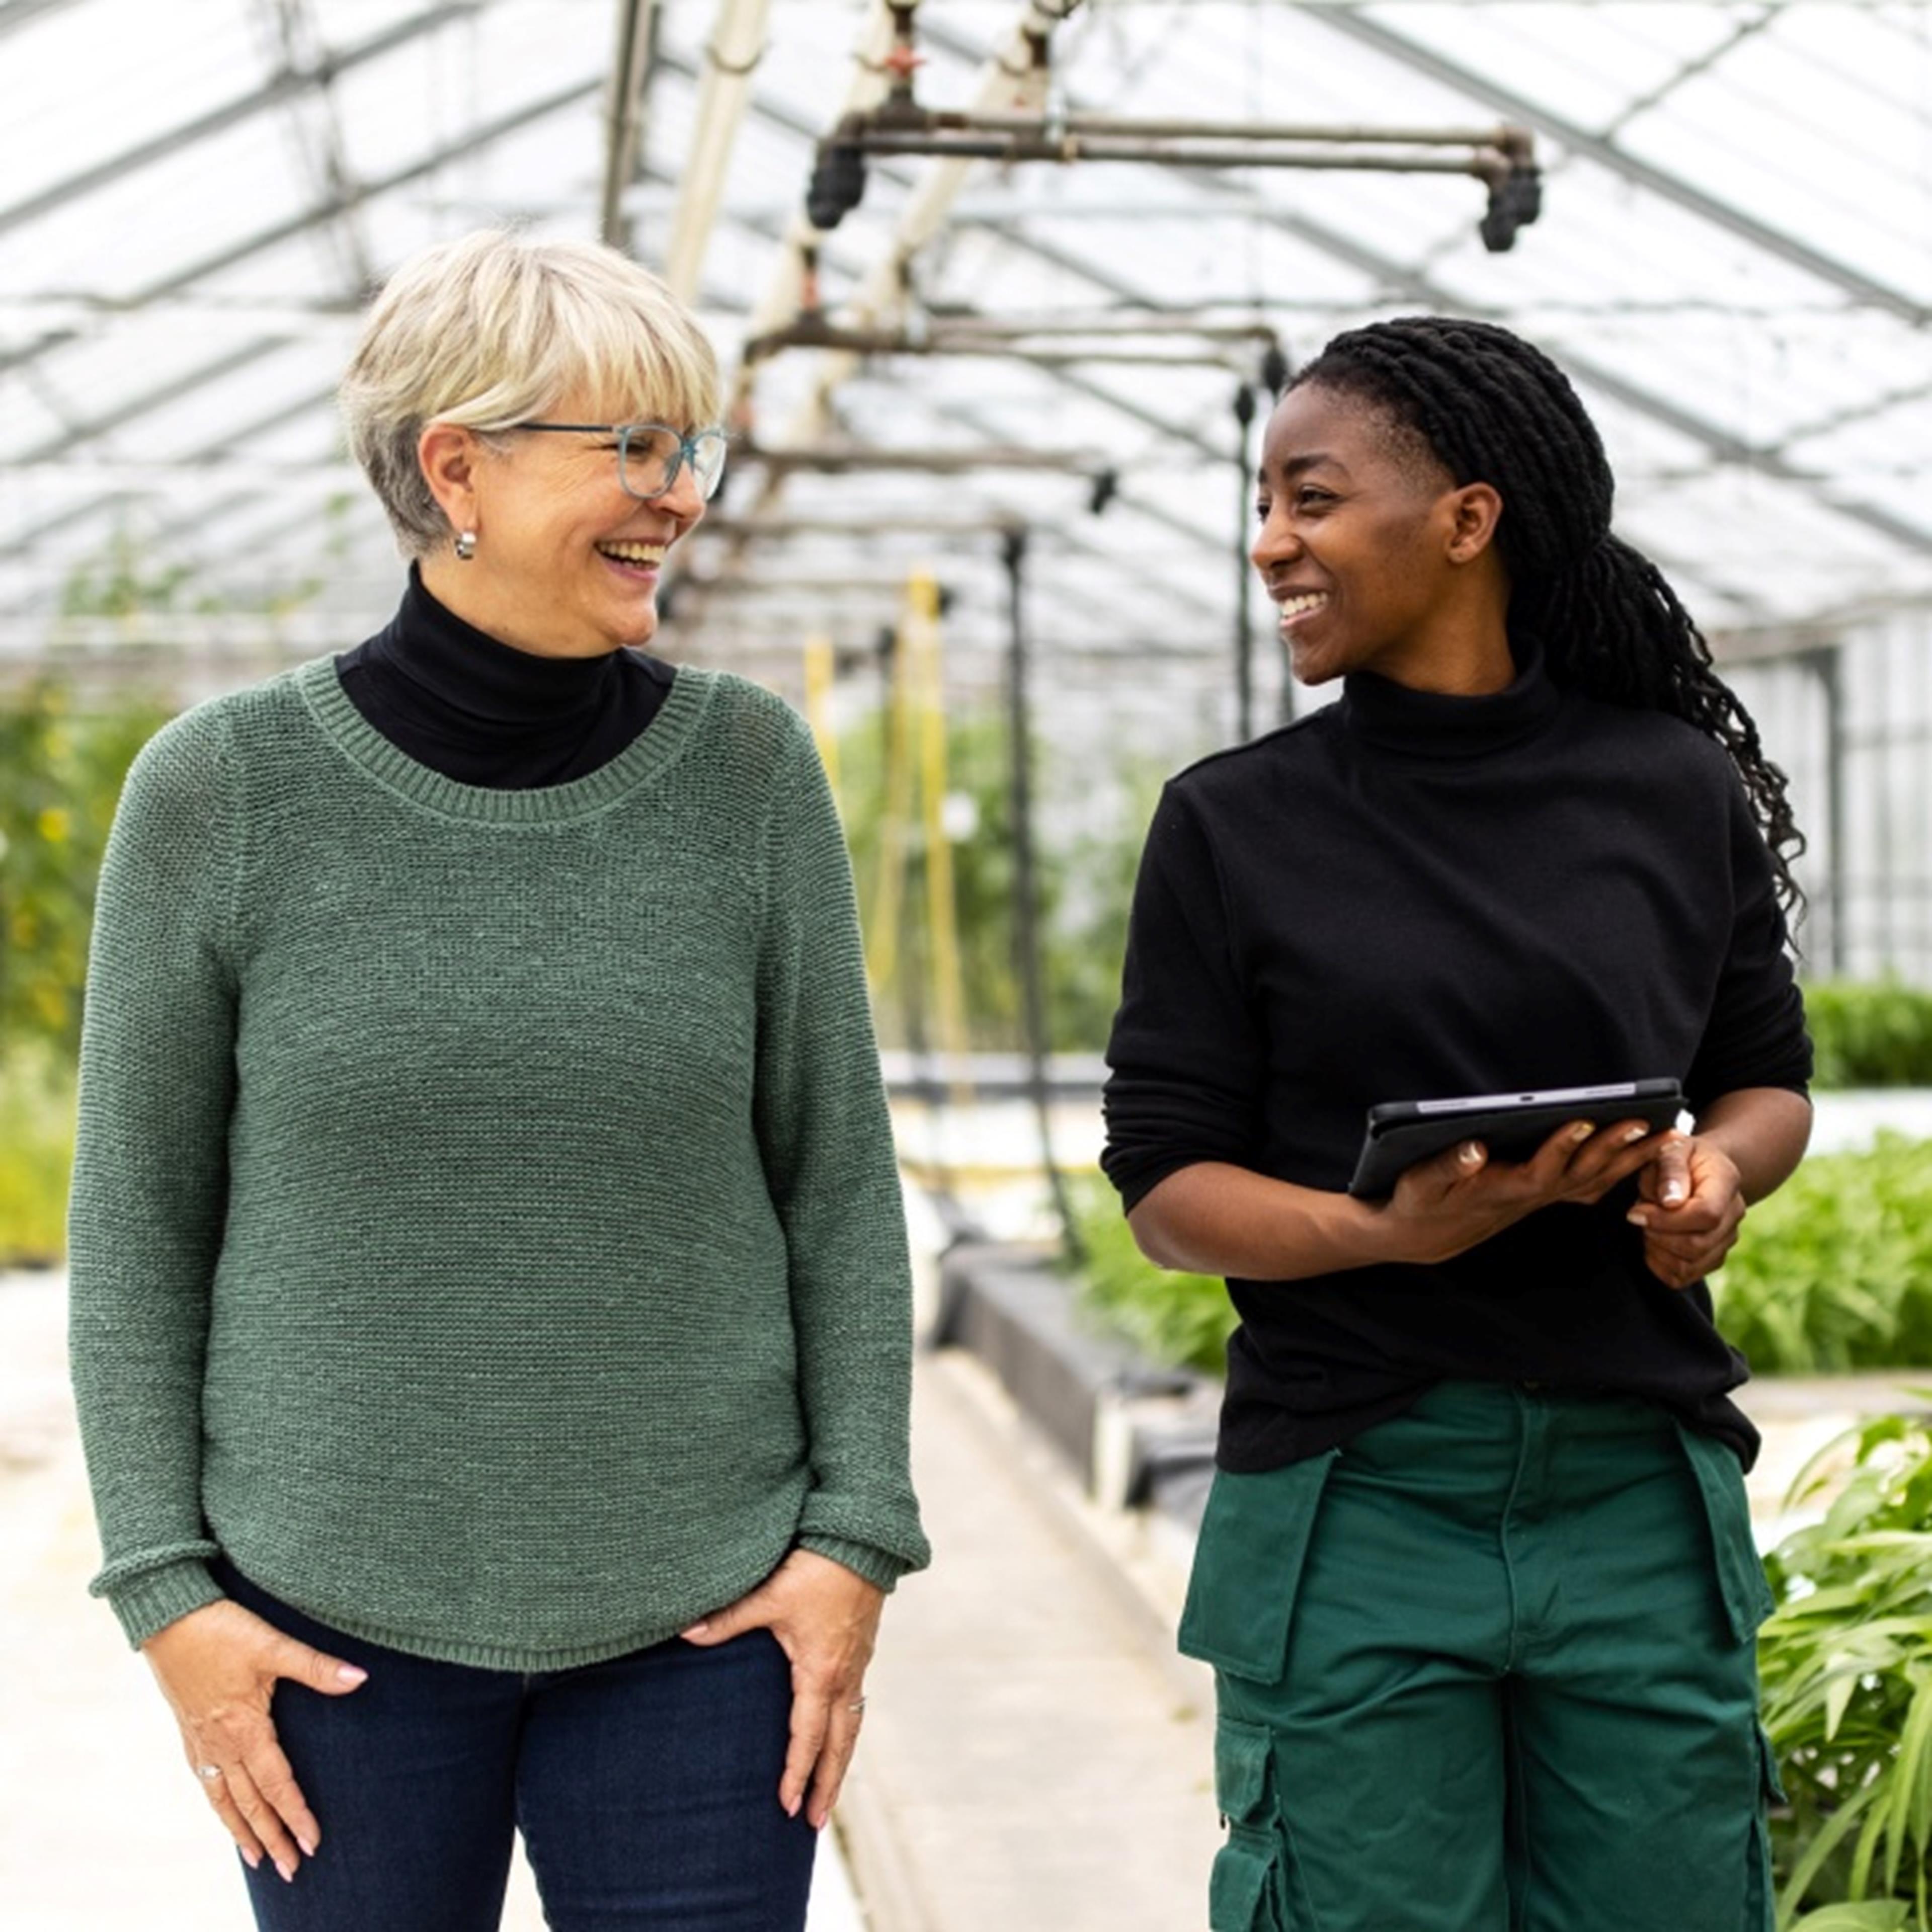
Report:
512,421,730,501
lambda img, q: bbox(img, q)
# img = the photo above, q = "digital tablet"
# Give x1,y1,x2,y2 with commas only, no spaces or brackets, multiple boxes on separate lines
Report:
1346,1079,1687,1200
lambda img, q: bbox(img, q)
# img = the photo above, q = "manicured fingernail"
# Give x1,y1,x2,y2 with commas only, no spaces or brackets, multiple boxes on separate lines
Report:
277,1860,296,1884
682,1621,709,1638
241,1848,261,1871
337,1664,367,1685
1458,1142,1482,1166
1624,1125,1648,1144
297,1832,317,1858
1662,1182,1685,1203
1570,1121,1593,1143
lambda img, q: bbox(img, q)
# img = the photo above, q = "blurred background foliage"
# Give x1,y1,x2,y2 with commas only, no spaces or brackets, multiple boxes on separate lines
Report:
0,680,169,1264
1807,982,1932,1090
1073,1135,1932,1383
831,703,1154,1056
1714,1137,1932,1375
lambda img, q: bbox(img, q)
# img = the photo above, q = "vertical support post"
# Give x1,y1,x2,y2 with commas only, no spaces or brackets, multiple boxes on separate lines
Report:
908,572,972,1102
1232,382,1258,743
1003,526,1084,1264
867,612,913,1008
1811,642,1848,977
601,0,660,250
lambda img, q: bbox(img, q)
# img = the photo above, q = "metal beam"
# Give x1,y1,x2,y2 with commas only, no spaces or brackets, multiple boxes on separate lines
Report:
15,335,295,465
0,75,602,398
257,0,378,298
600,0,660,249
1262,195,1932,562
131,78,602,308
0,0,86,39
0,380,341,570
0,2,478,243
1312,7,1932,328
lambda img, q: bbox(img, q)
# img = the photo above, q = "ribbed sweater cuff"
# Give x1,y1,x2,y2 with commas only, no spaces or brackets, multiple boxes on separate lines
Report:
797,1534,910,1593
105,1559,225,1650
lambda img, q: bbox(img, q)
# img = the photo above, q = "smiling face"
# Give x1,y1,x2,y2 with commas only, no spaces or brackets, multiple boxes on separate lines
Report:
1253,382,1511,695
415,389,707,660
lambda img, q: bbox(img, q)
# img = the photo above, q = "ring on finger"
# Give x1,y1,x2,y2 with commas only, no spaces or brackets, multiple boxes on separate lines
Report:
847,1696,867,1714
196,1763,223,1783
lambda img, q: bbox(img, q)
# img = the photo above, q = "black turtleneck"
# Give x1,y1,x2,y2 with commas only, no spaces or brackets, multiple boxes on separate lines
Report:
336,569,673,788
1102,645,1811,1473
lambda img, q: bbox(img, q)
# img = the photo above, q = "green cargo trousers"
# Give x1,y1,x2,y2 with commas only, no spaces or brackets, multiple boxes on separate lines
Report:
1180,1382,1783,1932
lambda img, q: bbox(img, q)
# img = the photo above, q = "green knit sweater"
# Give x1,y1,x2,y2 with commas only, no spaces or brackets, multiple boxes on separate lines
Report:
68,655,929,1669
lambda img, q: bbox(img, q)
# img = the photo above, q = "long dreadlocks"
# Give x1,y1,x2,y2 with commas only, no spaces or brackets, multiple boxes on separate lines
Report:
1289,316,1805,917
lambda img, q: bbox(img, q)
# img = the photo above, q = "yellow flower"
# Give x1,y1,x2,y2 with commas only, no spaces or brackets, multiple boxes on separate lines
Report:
36,808,70,843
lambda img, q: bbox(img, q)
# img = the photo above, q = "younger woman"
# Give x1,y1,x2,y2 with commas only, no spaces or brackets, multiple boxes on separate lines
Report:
1103,316,1810,1932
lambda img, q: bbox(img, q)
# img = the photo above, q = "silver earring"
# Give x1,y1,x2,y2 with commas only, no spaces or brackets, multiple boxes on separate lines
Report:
453,529,477,561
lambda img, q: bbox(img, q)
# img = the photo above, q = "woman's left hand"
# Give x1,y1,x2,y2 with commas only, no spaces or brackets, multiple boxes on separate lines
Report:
681,1549,884,1827
1626,1136,1747,1288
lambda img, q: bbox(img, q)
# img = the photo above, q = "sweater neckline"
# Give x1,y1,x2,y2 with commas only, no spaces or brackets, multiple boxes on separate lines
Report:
296,652,712,824
1336,638,1562,759
373,568,640,734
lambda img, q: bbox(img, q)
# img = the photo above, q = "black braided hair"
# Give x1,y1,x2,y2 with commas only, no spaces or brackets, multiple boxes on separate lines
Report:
1289,315,1805,917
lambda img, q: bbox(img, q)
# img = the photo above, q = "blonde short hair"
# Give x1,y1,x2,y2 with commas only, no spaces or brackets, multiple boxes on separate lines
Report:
341,229,722,558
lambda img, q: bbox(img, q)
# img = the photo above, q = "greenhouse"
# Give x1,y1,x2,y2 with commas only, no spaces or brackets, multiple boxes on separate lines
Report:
4,3,1932,1929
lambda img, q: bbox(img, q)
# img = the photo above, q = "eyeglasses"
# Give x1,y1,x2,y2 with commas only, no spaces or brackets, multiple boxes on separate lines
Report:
512,421,729,502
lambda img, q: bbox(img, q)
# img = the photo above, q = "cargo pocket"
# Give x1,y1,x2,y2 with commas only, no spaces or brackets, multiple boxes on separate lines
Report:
1742,1724,1787,1930
1210,1718,1287,1931
1179,1451,1340,1682
1673,1422,1776,1647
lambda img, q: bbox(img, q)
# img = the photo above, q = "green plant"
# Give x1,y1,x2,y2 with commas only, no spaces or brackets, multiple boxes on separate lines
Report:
0,1038,75,1264
835,707,1157,1053
1065,1173,1236,1375
1806,982,1932,1090
0,681,169,1059
1713,1136,1932,1374
1761,1411,1932,1929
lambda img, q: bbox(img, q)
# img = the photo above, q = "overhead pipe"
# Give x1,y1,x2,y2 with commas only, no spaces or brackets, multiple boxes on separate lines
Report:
732,439,1103,476
772,0,1079,433
691,1,1081,637
806,5,1539,251
742,306,1285,372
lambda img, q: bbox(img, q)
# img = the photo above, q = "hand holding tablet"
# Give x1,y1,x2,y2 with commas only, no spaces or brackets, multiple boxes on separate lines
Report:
1347,1079,1687,1199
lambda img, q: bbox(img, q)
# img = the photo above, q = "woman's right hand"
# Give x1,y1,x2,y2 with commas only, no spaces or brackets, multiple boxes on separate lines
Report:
1381,1119,1681,1266
141,1597,369,1883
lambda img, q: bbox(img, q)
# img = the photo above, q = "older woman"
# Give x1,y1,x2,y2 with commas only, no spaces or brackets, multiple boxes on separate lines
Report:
68,229,928,1932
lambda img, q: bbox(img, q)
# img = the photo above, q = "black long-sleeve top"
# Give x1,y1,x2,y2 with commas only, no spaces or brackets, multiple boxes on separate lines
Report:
337,568,673,786
1101,644,1812,1473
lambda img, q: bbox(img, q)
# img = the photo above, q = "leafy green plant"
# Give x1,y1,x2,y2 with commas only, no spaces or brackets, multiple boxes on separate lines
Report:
1807,982,1932,1090
0,681,169,1060
835,707,1156,1053
1761,1411,1932,1929
1065,1173,1235,1375
1713,1136,1932,1374
0,1038,75,1264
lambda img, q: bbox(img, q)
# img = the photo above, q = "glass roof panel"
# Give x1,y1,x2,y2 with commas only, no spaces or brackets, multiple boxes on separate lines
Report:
6,0,1932,664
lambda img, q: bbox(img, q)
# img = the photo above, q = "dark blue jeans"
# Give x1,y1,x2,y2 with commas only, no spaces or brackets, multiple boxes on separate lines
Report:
218,1563,817,1932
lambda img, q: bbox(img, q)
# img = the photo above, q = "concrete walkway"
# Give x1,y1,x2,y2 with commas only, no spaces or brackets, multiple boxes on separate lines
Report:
840,1348,1221,1932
